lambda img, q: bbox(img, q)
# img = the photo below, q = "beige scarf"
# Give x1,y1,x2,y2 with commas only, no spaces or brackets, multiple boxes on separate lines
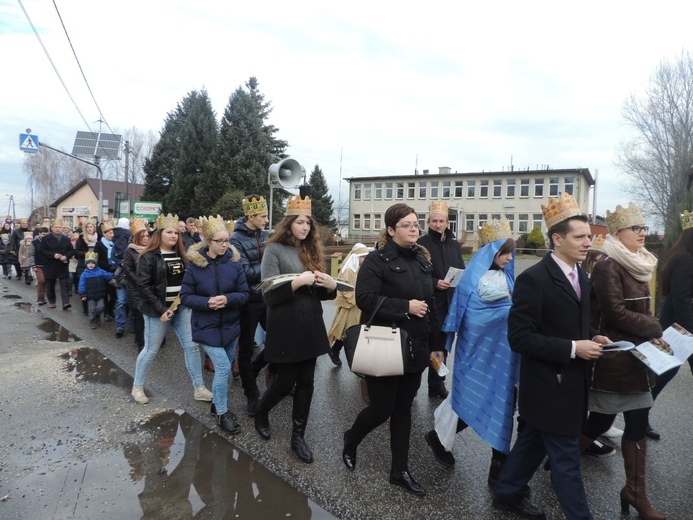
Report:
602,234,657,282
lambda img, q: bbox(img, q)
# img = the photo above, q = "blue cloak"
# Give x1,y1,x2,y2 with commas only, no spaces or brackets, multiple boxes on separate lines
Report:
442,239,519,453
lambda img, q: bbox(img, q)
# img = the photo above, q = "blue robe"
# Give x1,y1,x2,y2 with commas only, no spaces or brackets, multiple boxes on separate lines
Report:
442,239,519,453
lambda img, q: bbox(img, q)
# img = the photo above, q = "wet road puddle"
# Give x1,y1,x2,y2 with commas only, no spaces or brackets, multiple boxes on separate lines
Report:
3,294,22,299
13,301,40,313
54,348,334,518
38,318,82,342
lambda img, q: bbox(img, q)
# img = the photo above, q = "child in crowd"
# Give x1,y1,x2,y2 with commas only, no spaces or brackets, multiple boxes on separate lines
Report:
78,252,113,329
0,235,11,278
19,233,34,285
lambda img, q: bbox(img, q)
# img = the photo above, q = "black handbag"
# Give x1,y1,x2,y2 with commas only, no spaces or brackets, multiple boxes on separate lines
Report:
343,296,413,377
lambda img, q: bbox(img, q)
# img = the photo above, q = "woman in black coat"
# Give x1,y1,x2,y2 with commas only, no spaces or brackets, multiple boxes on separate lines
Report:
122,220,149,351
342,203,444,496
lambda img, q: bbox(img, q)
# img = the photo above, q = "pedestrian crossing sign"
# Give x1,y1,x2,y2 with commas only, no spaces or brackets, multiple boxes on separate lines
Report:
19,133,39,153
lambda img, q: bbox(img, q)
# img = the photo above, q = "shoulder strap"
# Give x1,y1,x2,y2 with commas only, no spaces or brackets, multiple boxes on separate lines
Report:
364,295,387,327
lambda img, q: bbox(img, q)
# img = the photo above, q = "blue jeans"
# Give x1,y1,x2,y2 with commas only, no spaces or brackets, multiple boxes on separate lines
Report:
202,340,237,415
115,286,127,331
134,306,204,388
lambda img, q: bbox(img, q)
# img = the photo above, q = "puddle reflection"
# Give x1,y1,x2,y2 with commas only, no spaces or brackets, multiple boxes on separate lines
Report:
38,318,82,342
61,348,132,388
14,301,39,313
3,294,22,299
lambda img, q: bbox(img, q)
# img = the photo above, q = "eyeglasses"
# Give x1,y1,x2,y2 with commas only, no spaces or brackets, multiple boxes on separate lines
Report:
630,225,649,234
210,239,230,245
397,223,420,230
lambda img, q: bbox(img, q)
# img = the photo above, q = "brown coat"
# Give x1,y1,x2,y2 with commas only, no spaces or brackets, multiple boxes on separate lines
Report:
590,257,661,392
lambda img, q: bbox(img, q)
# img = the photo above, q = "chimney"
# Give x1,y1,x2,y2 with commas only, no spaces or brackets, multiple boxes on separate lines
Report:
438,166,451,174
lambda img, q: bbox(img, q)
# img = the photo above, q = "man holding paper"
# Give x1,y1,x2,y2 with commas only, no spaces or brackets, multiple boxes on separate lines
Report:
417,200,465,399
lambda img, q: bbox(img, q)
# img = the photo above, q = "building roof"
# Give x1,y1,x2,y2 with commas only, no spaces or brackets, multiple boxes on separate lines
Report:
50,178,146,207
346,167,595,186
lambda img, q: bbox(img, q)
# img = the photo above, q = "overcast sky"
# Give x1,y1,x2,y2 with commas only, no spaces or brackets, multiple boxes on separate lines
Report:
1,0,692,229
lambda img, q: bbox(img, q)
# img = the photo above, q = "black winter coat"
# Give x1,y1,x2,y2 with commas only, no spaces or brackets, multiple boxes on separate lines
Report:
42,233,74,279
136,249,185,317
122,245,143,312
231,218,268,302
355,233,439,373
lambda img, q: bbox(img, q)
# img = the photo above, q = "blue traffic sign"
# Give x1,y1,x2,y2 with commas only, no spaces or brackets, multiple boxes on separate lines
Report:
19,133,39,153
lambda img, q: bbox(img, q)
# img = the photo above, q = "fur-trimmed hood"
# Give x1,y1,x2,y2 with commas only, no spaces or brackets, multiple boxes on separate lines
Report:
186,241,241,268
376,229,431,262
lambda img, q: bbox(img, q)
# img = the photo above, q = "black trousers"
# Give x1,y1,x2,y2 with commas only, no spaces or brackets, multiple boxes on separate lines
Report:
583,408,649,441
348,370,423,473
45,277,69,306
270,358,316,397
237,300,267,398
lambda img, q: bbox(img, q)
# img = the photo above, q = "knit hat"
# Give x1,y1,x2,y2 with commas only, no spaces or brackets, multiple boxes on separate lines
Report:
117,217,130,230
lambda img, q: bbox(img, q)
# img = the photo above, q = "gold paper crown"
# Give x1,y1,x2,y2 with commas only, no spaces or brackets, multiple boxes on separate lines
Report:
198,215,227,240
681,210,693,231
243,196,268,216
101,221,114,233
85,251,98,263
285,195,311,216
605,202,643,234
154,213,179,230
590,234,606,251
479,219,513,246
130,217,147,235
541,192,581,229
225,220,236,235
429,200,448,217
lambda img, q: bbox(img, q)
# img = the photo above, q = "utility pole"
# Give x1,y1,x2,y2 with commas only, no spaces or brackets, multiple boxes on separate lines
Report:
124,140,130,216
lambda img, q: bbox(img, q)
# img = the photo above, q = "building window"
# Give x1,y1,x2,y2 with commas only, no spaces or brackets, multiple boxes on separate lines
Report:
430,182,439,199
491,213,501,221
364,183,372,200
564,177,575,195
478,213,488,227
374,182,382,200
518,214,528,233
354,214,361,230
467,180,476,198
354,184,361,200
520,179,529,198
493,180,502,198
419,216,426,230
454,180,463,198
534,178,544,197
442,181,451,199
406,182,415,199
364,214,371,230
506,179,516,198
465,214,475,232
385,183,393,199
480,180,489,198
532,213,543,231
419,182,427,199
373,214,382,231
549,178,559,197
396,182,404,200
505,214,515,231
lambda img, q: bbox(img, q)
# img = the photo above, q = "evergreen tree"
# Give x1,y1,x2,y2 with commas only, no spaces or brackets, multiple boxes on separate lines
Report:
308,164,336,231
165,90,218,218
142,107,185,204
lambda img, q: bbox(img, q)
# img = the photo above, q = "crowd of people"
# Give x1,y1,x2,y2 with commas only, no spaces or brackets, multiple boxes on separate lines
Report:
14,189,693,519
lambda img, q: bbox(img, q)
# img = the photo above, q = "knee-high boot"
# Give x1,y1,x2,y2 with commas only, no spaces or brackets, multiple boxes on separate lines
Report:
291,388,314,463
620,438,665,520
254,388,284,440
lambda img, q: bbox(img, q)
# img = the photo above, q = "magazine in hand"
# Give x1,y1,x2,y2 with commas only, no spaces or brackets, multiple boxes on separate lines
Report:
258,273,355,292
610,324,693,375
443,267,465,288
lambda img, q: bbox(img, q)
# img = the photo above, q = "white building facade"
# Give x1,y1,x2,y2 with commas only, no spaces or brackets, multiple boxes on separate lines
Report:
347,167,594,248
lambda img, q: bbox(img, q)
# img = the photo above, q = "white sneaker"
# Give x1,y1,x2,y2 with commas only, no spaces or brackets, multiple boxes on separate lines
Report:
601,425,624,439
194,385,213,401
131,386,149,404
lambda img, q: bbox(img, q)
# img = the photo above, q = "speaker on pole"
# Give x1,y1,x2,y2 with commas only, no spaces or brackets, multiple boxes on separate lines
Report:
268,158,303,189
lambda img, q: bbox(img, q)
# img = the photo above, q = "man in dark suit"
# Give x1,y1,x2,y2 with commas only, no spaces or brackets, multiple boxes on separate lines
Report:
493,194,611,520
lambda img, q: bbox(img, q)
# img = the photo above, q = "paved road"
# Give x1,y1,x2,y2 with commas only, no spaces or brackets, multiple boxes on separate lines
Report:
1,279,692,519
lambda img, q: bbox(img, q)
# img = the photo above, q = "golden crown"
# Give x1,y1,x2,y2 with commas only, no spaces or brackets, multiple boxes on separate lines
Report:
85,251,98,263
541,192,582,229
286,195,311,216
101,221,114,233
681,210,693,231
130,217,147,235
605,202,643,234
154,213,179,230
590,234,605,251
243,196,268,216
479,219,512,246
198,215,227,240
225,220,236,235
429,200,448,217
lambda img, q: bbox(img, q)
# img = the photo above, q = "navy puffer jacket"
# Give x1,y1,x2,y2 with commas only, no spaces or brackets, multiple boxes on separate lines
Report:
180,243,250,348
230,217,268,302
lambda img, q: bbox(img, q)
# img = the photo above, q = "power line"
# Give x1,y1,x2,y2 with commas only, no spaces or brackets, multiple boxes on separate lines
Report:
16,0,93,133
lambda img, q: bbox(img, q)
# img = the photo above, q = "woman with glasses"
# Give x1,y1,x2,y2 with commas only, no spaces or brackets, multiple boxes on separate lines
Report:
255,196,337,463
180,216,249,434
583,203,665,520
342,203,443,496
131,213,213,406
122,218,150,351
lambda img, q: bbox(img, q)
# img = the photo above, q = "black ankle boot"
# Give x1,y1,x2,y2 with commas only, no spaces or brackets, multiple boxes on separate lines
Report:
342,430,357,471
254,388,284,440
216,411,241,434
290,388,314,463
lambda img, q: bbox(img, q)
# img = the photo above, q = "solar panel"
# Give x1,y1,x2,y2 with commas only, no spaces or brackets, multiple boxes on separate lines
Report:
72,131,122,159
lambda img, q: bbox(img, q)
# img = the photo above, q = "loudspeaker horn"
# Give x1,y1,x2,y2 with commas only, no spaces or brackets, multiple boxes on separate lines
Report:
268,158,304,189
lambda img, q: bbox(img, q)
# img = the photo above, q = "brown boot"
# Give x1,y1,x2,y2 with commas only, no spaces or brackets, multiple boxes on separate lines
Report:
620,438,665,520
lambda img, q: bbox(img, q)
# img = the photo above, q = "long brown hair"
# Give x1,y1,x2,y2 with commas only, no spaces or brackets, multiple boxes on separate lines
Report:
659,228,693,296
139,228,188,264
267,214,324,272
